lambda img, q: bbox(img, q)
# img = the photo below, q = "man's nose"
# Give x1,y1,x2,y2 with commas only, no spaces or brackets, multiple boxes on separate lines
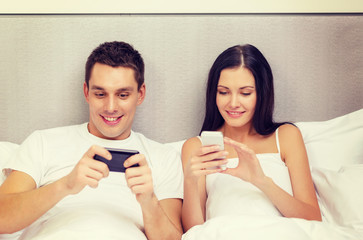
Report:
105,96,117,113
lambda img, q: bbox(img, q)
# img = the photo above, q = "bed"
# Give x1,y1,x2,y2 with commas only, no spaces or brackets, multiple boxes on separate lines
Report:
1,109,362,239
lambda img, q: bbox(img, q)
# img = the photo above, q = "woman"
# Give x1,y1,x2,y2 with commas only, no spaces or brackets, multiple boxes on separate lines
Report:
181,44,321,232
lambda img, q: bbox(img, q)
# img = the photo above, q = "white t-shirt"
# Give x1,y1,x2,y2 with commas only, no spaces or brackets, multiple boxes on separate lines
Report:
3,123,183,240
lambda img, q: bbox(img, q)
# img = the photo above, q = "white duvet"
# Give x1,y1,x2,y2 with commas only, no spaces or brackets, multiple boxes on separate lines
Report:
182,215,362,240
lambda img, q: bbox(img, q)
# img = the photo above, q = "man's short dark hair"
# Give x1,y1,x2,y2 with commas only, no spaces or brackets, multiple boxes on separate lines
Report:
85,41,145,89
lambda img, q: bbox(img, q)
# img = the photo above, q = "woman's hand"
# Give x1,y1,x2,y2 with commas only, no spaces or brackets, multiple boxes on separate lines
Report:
183,145,228,182
223,137,266,185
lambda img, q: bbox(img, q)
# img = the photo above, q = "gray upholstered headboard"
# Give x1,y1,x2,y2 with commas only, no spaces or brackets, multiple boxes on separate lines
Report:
0,14,362,144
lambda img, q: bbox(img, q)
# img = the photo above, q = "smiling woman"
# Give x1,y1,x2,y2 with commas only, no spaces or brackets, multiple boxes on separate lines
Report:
181,44,321,233
216,67,257,128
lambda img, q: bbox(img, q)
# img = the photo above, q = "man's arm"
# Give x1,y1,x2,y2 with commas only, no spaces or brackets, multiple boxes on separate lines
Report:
0,171,68,233
0,145,111,234
125,155,183,240
141,196,183,240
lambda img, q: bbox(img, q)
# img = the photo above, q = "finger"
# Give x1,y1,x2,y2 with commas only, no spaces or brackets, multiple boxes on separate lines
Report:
201,159,228,169
87,159,110,177
224,138,252,154
223,137,243,148
84,167,106,181
85,145,112,160
129,182,153,194
86,177,100,189
199,151,228,163
198,145,222,156
72,173,100,189
126,175,150,188
124,154,146,168
195,168,223,176
125,164,151,179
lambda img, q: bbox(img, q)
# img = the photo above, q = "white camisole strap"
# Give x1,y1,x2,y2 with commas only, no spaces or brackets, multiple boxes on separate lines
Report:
275,127,281,154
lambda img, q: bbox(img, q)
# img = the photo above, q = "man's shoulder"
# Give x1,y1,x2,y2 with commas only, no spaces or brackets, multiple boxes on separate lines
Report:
132,131,164,149
36,123,85,135
25,123,86,144
132,131,177,156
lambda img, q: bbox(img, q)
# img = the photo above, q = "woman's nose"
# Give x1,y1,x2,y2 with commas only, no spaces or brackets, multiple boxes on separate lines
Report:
230,94,240,108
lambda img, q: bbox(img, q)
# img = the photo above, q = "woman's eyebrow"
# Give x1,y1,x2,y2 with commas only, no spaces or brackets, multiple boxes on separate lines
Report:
240,86,255,89
217,85,254,89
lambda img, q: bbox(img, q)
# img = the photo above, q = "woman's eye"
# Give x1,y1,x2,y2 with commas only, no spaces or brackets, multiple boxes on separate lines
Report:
242,93,251,96
218,91,228,95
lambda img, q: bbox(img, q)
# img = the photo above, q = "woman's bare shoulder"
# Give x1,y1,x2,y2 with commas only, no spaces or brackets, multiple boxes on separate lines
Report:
278,123,301,139
182,136,202,152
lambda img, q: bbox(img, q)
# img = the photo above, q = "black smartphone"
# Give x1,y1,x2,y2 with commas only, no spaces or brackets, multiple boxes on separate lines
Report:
94,148,139,172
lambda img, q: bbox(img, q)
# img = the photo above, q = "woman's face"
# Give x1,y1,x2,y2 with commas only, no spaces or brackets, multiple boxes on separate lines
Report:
216,67,257,129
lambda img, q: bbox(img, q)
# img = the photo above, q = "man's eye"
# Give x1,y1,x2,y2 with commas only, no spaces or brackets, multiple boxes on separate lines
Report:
119,93,129,98
95,93,105,97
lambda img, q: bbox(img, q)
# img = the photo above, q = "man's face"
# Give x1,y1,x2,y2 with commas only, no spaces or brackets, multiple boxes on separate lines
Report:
84,63,145,140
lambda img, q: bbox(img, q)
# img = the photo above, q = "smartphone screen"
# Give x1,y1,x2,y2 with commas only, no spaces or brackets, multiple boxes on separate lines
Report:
94,148,139,172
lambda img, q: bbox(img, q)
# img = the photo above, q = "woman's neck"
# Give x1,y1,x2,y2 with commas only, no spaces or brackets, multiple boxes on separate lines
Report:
219,123,257,142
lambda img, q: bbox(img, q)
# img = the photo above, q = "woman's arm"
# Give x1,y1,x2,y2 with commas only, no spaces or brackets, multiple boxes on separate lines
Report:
224,125,321,221
181,137,228,231
272,124,321,220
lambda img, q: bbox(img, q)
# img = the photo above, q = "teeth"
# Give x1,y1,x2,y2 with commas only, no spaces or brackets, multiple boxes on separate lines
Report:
104,116,118,121
228,111,242,115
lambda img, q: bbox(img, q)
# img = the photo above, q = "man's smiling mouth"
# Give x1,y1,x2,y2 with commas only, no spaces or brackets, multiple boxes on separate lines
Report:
101,115,123,125
103,116,120,122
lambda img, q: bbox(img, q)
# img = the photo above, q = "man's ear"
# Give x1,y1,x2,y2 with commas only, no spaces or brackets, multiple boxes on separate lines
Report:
83,82,90,103
137,83,146,105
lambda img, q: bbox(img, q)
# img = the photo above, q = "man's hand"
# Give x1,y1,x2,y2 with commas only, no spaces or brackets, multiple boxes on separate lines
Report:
60,145,111,195
124,154,154,204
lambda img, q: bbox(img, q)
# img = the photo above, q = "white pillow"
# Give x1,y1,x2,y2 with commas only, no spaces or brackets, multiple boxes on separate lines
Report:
296,108,363,171
0,141,19,184
312,165,363,232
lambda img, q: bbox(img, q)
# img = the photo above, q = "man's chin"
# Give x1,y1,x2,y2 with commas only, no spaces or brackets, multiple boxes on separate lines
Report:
100,129,130,140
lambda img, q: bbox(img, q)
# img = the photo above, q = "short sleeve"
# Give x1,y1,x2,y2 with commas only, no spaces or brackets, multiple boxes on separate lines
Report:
3,130,44,187
152,147,183,200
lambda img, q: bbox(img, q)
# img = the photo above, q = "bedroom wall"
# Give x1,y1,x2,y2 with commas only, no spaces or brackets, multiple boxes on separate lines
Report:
0,14,362,144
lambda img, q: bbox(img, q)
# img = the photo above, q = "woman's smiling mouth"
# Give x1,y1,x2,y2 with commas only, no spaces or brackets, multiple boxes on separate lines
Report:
226,110,245,118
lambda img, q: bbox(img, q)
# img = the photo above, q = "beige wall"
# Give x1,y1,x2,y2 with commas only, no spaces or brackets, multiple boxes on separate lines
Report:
0,14,362,143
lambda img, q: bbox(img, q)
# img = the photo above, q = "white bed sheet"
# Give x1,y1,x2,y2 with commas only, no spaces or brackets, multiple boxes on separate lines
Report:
182,215,362,240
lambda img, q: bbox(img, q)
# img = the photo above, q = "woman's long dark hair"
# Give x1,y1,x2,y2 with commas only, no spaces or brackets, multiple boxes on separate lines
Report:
200,44,288,135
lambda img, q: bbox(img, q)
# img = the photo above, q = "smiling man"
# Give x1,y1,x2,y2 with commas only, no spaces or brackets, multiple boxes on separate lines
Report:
0,41,183,240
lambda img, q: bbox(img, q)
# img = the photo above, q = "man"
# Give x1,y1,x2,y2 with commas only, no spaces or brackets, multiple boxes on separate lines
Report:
0,41,183,239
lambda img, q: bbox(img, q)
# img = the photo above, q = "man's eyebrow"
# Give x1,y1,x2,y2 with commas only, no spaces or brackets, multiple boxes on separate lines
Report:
90,85,104,90
116,87,134,91
90,85,135,91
